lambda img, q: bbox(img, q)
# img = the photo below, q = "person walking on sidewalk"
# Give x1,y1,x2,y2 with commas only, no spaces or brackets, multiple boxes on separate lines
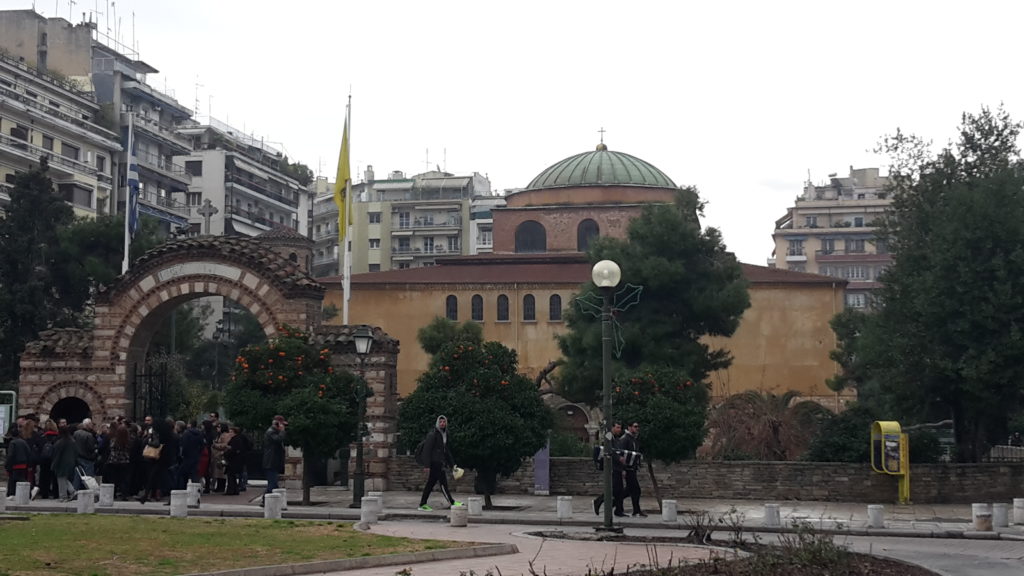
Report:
620,421,646,517
262,415,287,505
417,415,461,511
593,421,626,517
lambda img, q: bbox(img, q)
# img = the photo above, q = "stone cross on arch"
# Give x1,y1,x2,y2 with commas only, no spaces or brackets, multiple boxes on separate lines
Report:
196,198,219,235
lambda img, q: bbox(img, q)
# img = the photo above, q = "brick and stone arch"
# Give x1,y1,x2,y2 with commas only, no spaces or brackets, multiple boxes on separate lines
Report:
18,236,325,422
32,380,108,424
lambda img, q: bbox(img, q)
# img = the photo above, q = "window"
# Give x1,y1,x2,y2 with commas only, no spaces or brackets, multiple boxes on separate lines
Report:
577,219,599,252
874,239,889,254
845,266,866,280
368,212,381,224
186,192,202,206
478,229,493,247
497,294,509,322
368,264,381,272
549,294,562,321
854,217,864,227
445,295,458,321
788,264,806,272
61,143,80,161
523,294,536,321
515,220,547,253
447,236,460,252
369,239,381,249
846,293,866,309
820,238,835,254
398,262,410,269
787,239,804,256
471,294,483,321
805,216,817,228
847,239,865,253
398,211,411,228
185,160,203,176
398,237,411,252
42,135,54,151
96,155,106,173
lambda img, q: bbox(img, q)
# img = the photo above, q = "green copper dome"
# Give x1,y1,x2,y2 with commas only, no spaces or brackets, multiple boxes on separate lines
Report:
526,144,677,190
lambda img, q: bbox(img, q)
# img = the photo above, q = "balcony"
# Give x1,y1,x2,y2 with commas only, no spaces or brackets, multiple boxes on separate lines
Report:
132,114,192,155
226,204,298,231
391,245,455,256
0,132,98,178
391,215,462,231
137,188,190,224
136,149,190,186
784,248,807,262
226,174,299,208
816,249,892,262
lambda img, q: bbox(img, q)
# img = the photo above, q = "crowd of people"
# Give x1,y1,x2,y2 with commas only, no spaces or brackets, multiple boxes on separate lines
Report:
3,411,256,504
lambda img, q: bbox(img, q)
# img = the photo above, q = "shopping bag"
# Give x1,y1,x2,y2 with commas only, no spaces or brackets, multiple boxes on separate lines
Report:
76,466,99,491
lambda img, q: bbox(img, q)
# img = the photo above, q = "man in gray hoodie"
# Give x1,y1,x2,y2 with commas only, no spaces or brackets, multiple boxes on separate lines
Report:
417,415,461,511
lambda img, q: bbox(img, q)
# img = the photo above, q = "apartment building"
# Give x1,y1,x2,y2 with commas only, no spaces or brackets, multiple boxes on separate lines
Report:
310,166,496,278
770,167,892,308
0,48,120,218
0,9,192,232
176,118,313,238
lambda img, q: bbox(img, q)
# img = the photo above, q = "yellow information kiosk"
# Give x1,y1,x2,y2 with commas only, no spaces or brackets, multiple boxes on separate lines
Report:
871,421,910,504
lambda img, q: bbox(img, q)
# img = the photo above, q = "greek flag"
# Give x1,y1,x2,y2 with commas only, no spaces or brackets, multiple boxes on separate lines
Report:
127,145,140,238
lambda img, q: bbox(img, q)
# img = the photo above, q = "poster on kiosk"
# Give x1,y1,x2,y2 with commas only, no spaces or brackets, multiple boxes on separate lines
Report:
871,420,910,504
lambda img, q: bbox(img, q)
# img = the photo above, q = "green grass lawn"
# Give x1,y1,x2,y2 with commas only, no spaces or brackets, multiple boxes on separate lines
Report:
0,514,460,576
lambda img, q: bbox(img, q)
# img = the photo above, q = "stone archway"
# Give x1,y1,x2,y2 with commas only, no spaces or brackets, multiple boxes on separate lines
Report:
33,381,106,425
18,236,325,421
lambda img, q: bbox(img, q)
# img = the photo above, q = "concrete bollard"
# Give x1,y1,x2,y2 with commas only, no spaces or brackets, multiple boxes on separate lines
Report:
98,483,115,507
662,499,678,523
1014,498,1024,525
360,496,379,524
273,488,288,510
972,503,992,531
14,482,31,505
263,493,283,519
992,503,1009,528
367,491,384,514
0,491,6,513
764,503,781,528
169,490,188,518
450,503,468,527
76,490,96,514
467,496,483,517
556,495,573,519
187,482,201,509
867,505,885,529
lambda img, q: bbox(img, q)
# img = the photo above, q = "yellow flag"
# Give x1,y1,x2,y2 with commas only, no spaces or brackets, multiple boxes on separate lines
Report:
333,114,350,242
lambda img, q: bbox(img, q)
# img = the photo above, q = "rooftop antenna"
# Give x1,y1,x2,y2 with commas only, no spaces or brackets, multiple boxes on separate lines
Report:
424,148,430,173
193,75,203,118
68,0,75,21
443,147,447,172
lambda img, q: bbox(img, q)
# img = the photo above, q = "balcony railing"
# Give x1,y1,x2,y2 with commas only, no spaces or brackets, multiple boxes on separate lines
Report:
136,149,190,181
816,249,887,257
138,188,190,219
132,114,192,153
226,175,299,208
392,216,462,230
0,132,98,177
226,204,298,231
786,248,805,256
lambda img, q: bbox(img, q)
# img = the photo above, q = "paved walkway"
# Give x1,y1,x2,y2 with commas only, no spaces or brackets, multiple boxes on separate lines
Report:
5,488,1024,575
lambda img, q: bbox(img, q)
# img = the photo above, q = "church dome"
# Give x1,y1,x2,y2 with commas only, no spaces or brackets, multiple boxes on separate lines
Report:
526,145,677,190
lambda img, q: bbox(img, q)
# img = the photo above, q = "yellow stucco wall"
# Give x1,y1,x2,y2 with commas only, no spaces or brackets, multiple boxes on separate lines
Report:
325,279,846,404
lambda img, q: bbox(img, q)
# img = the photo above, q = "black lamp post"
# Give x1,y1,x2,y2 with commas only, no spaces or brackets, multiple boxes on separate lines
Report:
592,259,621,531
351,325,374,508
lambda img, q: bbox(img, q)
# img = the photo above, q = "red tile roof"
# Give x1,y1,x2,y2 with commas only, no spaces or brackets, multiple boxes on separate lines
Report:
318,254,845,288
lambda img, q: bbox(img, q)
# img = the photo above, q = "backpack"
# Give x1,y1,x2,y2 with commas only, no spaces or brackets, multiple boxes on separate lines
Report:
414,439,429,466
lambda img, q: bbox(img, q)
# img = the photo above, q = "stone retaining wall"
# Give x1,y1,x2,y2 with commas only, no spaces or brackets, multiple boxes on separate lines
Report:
389,456,1024,504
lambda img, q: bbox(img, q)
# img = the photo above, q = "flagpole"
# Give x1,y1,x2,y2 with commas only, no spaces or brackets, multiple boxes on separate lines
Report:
342,97,352,325
121,111,134,275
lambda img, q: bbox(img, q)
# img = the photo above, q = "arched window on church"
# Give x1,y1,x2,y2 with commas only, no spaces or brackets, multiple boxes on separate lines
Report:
549,294,562,321
515,220,547,253
577,219,599,252
523,294,536,321
445,295,458,321
497,294,510,321
471,294,483,322
289,252,298,262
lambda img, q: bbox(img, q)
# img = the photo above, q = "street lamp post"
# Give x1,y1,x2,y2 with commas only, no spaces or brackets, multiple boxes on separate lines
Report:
592,259,621,531
351,325,374,508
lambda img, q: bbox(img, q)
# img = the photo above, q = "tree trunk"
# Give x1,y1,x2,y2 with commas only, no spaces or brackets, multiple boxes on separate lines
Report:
475,470,498,509
645,459,663,512
302,462,311,506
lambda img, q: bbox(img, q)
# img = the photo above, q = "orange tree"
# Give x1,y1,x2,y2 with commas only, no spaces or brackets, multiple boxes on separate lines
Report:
611,365,709,505
398,339,552,508
225,325,361,503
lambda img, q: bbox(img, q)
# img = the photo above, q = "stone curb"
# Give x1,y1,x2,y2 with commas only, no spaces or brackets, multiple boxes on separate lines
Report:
178,543,519,576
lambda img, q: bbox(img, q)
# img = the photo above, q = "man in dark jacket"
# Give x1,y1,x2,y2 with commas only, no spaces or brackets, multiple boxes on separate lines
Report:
619,421,645,517
5,424,33,496
262,415,287,504
593,421,626,517
177,420,204,490
417,415,461,511
72,419,98,490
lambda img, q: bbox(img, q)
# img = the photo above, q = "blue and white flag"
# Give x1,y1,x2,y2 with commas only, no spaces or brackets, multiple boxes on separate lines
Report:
127,143,140,238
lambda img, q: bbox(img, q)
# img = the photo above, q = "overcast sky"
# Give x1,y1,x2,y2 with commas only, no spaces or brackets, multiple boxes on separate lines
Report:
13,0,1024,264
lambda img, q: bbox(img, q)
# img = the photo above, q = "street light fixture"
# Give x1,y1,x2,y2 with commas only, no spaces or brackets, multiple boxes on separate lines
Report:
351,325,374,508
592,259,621,531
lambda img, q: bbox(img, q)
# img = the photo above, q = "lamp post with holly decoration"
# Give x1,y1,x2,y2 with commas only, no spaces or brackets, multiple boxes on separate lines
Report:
592,259,622,531
350,325,374,508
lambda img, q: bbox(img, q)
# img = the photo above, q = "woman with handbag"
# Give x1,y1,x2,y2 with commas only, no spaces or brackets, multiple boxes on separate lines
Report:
138,417,167,504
